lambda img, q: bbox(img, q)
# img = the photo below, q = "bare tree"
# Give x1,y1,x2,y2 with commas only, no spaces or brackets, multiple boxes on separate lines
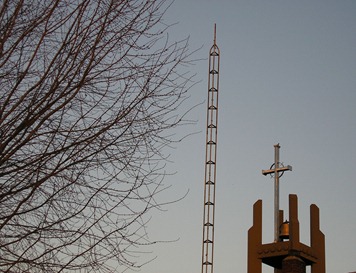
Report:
0,0,194,272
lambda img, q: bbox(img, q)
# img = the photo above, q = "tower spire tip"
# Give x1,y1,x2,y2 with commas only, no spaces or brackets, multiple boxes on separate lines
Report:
214,24,217,45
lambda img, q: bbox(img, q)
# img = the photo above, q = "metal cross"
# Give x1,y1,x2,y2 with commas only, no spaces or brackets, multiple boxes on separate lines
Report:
262,144,292,242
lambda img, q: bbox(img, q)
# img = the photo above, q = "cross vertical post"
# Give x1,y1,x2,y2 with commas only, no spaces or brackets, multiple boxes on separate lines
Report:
274,144,280,242
262,144,292,242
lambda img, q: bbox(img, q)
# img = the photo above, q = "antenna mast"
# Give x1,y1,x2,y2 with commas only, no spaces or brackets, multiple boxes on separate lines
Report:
201,24,220,273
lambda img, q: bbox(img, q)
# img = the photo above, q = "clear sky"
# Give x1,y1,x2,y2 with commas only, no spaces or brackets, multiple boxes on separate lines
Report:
130,1,356,273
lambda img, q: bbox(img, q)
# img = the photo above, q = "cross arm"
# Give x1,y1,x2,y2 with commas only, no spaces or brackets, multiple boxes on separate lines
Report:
262,165,292,176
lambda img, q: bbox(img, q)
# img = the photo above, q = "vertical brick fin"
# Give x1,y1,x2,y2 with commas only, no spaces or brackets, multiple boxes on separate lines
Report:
247,199,262,273
289,194,300,249
310,204,326,273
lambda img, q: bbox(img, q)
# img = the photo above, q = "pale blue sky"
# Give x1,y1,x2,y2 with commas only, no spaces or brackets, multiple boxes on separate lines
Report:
131,1,356,273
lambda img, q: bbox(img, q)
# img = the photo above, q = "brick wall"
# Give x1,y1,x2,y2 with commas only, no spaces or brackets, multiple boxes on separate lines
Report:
282,256,306,273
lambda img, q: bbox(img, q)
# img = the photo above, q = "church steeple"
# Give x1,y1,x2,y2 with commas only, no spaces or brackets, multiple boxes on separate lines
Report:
247,145,325,273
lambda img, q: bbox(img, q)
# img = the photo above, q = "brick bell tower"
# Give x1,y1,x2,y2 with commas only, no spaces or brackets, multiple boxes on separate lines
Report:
247,145,325,273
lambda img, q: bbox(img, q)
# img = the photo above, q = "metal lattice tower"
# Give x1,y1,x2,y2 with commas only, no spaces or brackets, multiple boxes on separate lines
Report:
201,24,220,273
